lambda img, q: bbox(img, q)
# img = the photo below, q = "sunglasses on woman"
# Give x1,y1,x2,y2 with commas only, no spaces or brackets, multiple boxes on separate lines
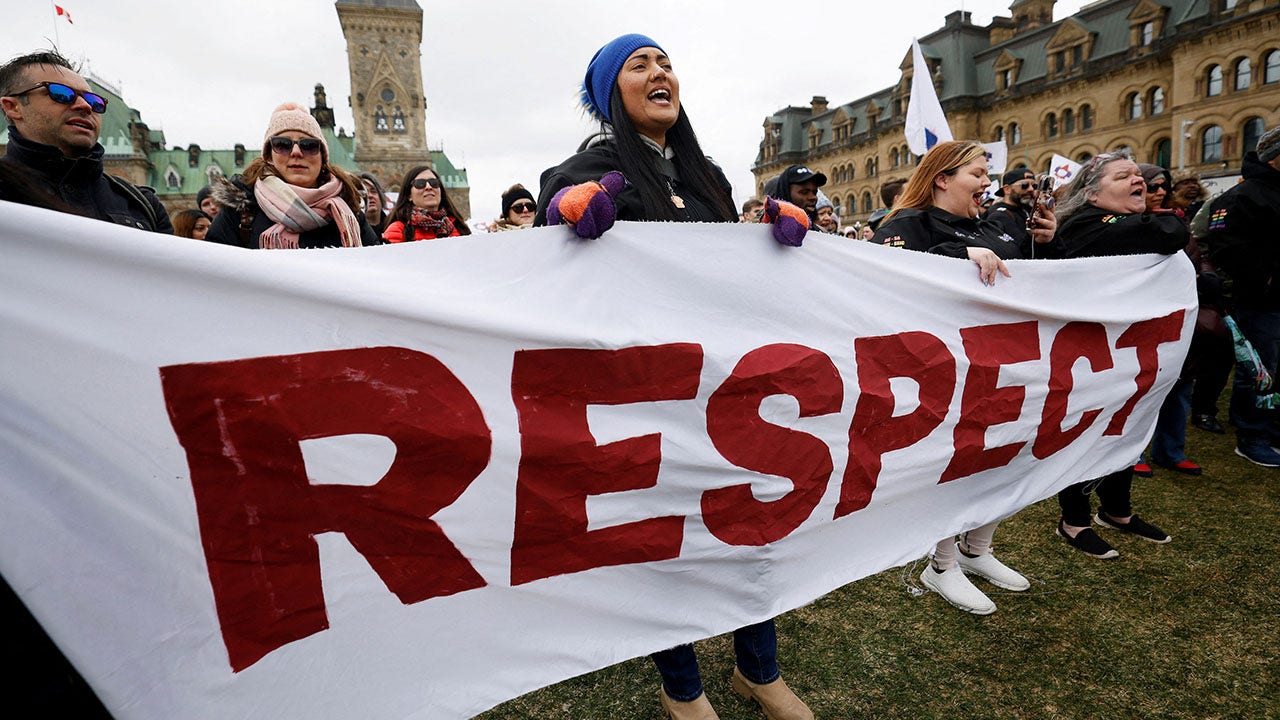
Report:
6,81,108,114
1146,183,1168,193
411,177,442,189
268,136,323,156
510,201,536,213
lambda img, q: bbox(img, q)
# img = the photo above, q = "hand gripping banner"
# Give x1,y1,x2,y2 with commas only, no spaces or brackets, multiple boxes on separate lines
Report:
0,201,1194,719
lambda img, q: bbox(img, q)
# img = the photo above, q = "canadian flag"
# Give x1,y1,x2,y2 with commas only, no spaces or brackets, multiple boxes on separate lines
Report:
55,5,73,24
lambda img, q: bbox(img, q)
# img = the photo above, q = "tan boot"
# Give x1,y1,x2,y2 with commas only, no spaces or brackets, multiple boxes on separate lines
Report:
659,687,720,720
730,667,814,720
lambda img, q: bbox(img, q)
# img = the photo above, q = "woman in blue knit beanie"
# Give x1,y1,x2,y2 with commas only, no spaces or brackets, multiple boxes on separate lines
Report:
534,35,814,720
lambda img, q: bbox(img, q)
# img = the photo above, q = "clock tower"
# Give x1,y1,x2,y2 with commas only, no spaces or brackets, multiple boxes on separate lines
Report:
335,0,429,189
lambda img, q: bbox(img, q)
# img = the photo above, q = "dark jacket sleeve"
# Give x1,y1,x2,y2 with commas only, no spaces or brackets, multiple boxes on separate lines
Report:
204,205,252,248
871,211,968,259
140,186,174,235
357,213,383,246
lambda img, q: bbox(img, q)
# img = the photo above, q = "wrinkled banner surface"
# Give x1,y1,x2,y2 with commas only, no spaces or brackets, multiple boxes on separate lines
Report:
0,201,1194,719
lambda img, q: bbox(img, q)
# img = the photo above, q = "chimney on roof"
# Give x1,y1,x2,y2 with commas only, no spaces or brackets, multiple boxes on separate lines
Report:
944,10,972,28
187,144,201,168
989,15,1017,45
1010,0,1055,31
810,96,828,116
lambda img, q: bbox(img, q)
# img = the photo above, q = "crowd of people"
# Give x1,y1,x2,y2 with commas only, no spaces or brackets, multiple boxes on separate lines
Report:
2,40,1280,720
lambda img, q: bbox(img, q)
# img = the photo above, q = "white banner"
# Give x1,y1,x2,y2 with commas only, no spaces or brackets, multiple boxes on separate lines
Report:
0,201,1194,720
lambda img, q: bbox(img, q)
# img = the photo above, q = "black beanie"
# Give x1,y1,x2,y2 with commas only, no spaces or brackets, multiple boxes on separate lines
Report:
501,185,535,217
196,185,212,207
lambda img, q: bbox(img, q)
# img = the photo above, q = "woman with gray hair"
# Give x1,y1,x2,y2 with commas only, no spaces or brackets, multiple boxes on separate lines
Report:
1042,151,1188,558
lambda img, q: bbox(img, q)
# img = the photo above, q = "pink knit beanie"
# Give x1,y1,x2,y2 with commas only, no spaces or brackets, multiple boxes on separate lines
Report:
262,102,328,162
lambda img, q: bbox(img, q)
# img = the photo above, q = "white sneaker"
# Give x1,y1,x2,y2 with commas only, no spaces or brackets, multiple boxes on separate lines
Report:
920,564,996,615
957,547,1031,591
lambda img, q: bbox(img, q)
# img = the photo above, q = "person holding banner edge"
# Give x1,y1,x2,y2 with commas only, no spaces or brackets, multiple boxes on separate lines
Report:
534,33,812,720
1043,151,1187,557
872,140,1056,615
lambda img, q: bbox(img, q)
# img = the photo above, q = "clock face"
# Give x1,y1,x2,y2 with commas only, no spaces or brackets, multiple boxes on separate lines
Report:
381,88,395,103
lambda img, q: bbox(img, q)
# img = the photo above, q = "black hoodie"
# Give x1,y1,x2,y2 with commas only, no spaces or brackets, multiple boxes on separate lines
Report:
1207,152,1280,309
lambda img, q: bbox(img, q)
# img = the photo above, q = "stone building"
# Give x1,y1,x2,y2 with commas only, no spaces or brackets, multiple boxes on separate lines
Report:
1,0,469,219
753,0,1280,226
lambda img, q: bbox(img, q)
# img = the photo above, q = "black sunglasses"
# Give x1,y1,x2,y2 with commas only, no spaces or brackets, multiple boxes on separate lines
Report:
411,177,442,189
7,81,107,114
268,136,323,156
1146,183,1168,192
510,201,536,213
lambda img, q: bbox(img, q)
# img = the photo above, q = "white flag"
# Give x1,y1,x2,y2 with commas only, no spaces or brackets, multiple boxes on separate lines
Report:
905,38,953,156
1049,153,1084,189
982,140,1008,176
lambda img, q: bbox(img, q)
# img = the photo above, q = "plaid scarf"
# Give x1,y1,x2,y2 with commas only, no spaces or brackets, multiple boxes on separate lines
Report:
253,175,362,249
409,208,457,239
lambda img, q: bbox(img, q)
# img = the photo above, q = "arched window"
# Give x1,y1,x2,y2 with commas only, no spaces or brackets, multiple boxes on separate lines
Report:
1010,122,1021,145
848,165,855,181
1206,65,1223,96
1077,151,1094,163
1081,105,1093,131
1128,92,1142,119
1242,117,1265,154
866,157,877,177
1047,113,1058,138
1063,108,1075,134
847,194,857,213
1235,58,1251,90
1266,50,1280,84
862,192,873,213
890,148,900,167
1149,87,1165,115
1201,125,1223,163
994,125,1004,142
1154,139,1171,168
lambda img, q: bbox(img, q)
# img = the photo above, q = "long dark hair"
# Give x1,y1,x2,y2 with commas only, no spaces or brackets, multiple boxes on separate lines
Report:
388,164,472,239
605,85,736,222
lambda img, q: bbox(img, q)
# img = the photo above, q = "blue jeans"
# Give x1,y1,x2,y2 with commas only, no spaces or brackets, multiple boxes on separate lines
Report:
1229,308,1280,446
652,619,779,701
1151,377,1193,464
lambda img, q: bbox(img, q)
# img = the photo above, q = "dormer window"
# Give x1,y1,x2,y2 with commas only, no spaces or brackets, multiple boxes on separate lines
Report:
164,166,181,190
1141,22,1154,46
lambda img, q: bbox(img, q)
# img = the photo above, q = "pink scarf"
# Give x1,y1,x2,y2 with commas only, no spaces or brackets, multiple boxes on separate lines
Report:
253,175,362,249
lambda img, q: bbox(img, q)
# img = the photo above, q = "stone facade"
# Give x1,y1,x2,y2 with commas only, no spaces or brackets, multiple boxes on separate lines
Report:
753,0,1280,226
337,1,427,188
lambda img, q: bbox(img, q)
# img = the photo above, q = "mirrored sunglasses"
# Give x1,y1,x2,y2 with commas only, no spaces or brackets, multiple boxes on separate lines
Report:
268,136,323,156
411,177,442,189
8,81,107,113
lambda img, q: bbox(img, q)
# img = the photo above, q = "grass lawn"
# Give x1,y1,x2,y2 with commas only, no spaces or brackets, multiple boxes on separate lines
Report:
479,418,1280,719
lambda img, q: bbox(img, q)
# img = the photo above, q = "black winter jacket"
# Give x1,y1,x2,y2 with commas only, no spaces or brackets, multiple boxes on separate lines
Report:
982,200,1034,256
534,138,734,225
1206,153,1280,310
204,175,382,249
872,206,1026,260
1044,205,1188,259
1,125,172,234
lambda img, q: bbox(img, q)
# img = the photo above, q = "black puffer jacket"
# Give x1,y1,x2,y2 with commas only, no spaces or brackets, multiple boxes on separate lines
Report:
1,125,172,233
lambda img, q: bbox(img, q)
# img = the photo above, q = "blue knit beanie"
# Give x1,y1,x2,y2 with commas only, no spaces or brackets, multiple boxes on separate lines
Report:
581,33,664,123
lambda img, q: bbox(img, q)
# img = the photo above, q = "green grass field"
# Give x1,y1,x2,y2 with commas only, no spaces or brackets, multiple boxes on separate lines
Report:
478,418,1280,719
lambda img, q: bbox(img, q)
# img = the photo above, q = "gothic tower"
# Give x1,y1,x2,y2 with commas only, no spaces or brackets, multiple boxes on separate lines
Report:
335,0,429,189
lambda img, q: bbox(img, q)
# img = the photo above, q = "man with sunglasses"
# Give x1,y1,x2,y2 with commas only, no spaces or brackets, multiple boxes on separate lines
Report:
0,50,171,233
981,168,1037,256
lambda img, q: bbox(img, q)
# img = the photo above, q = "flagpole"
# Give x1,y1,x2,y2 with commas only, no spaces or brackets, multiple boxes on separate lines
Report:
50,1,61,49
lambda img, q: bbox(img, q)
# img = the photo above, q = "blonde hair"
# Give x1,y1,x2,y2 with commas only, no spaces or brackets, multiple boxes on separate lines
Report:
885,141,988,222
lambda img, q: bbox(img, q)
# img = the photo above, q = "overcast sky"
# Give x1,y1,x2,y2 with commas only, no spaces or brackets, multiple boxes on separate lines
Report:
3,0,1089,224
